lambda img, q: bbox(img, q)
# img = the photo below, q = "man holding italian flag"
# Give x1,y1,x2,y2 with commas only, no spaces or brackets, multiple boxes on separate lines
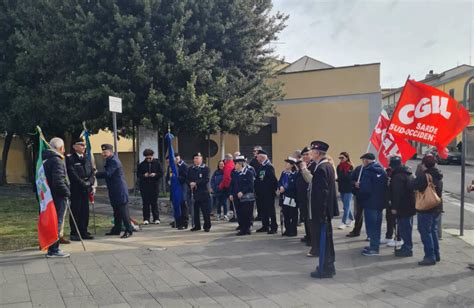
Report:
36,127,71,258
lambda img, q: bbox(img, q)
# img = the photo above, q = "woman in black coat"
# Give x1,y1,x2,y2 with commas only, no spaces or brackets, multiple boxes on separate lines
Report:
137,149,163,225
388,156,415,257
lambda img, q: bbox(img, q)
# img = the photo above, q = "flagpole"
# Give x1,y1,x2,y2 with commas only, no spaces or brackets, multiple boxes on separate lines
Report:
66,199,86,251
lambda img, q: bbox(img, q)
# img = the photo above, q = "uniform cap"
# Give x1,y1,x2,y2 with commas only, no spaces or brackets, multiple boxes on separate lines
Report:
360,153,376,160
234,155,247,163
284,156,298,164
192,152,203,158
256,149,268,155
101,144,113,151
310,140,329,152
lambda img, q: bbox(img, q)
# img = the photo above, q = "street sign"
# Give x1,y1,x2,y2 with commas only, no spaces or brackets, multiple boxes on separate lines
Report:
109,96,122,113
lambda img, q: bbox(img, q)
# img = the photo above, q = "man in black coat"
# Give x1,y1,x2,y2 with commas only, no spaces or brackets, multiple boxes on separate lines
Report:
309,141,338,279
389,156,416,257
255,150,278,234
187,152,211,232
66,138,95,241
175,153,189,229
96,144,133,238
295,147,312,245
137,149,163,225
43,137,71,258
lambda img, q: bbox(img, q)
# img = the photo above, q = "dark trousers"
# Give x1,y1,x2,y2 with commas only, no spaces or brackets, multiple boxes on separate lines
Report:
350,199,364,235
398,216,413,252
48,197,66,254
194,197,211,230
255,194,264,219
111,203,133,232
262,196,277,230
385,208,398,240
282,205,298,235
237,200,254,232
315,220,335,273
69,191,89,237
309,219,321,255
141,188,159,221
300,201,310,240
177,201,189,228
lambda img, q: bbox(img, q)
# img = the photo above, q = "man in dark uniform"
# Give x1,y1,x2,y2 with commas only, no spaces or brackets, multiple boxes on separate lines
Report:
66,138,95,241
96,144,133,238
187,152,211,232
175,153,189,229
309,141,339,279
137,149,163,225
255,149,278,234
230,156,255,236
249,146,262,220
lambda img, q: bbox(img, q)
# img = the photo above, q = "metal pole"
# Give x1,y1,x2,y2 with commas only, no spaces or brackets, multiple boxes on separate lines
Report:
112,112,118,155
461,76,474,236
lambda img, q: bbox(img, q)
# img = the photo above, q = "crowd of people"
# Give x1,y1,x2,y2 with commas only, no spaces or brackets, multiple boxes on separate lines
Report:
41,136,446,279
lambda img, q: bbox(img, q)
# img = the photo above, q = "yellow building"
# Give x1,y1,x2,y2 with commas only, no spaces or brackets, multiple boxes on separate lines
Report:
1,56,382,185
382,65,474,159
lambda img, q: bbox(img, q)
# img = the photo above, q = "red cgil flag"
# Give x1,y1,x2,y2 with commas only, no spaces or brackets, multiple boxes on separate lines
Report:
388,79,470,158
370,110,417,168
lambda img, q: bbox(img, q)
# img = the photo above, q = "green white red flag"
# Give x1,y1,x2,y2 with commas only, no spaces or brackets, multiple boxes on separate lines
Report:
35,127,58,250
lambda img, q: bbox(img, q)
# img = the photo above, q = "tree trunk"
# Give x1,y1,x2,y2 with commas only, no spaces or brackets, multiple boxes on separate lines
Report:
220,131,225,160
0,131,14,185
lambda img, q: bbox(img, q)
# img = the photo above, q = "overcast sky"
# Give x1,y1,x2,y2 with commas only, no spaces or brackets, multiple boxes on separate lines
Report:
271,0,474,88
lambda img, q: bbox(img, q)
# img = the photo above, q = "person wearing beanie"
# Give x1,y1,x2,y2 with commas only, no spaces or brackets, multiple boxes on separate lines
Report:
411,154,443,266
388,156,416,257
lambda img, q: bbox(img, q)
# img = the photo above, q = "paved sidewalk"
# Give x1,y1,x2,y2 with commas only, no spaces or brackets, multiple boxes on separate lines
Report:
1,214,473,308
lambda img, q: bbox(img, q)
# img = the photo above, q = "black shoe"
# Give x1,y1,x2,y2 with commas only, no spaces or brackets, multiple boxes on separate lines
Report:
236,231,247,236
235,226,241,231
170,221,176,228
346,233,360,238
436,256,441,262
82,234,94,240
178,226,185,230
394,249,413,257
120,231,132,239
204,228,210,232
183,224,189,229
310,270,334,279
70,234,81,241
300,237,308,243
229,218,237,222
256,227,269,233
267,229,277,235
190,227,201,232
418,258,436,266
105,230,121,236
282,231,288,236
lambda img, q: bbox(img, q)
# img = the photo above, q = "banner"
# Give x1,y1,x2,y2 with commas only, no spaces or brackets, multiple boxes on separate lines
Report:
81,129,96,201
165,132,182,220
370,110,417,168
35,127,59,250
388,79,470,158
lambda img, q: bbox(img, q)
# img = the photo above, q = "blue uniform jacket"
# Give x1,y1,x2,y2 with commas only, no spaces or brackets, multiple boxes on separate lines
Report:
232,167,255,198
211,169,224,195
96,155,129,206
279,170,297,200
358,162,388,210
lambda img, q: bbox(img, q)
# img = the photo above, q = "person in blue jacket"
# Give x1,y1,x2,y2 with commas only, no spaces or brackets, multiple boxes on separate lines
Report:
229,156,255,236
95,144,133,238
356,153,388,256
278,156,298,236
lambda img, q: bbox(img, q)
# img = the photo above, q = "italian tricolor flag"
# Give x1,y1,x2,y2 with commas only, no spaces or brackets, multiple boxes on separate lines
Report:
35,127,58,250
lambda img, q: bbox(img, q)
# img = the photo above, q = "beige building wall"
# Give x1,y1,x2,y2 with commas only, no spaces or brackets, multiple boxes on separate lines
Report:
0,136,30,184
277,64,380,99
272,100,370,175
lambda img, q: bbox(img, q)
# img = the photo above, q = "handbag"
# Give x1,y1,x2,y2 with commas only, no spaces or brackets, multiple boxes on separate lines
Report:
415,174,441,211
240,192,255,202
